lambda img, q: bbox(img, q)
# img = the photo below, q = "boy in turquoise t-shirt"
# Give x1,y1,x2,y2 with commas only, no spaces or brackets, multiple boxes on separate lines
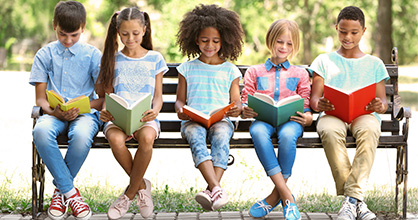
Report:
309,6,389,220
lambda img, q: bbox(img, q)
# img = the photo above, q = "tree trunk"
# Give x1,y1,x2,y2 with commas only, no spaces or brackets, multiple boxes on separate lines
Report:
376,0,393,64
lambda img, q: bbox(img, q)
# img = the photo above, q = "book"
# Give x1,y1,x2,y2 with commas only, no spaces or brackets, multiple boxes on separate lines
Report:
105,93,152,135
248,93,304,127
324,83,376,123
46,89,91,114
182,102,235,129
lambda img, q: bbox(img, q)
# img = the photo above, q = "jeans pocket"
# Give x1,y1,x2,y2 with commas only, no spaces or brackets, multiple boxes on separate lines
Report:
256,76,269,91
286,77,299,91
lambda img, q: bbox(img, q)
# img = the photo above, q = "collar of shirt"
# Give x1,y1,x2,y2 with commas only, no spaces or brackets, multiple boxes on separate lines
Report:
264,58,290,71
55,40,81,56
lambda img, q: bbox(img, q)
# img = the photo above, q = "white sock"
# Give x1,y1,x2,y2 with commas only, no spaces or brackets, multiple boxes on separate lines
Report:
64,188,77,199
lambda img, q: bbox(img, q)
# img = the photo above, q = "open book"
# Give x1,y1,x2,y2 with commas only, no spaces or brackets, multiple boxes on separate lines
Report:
46,89,91,114
248,93,304,127
105,93,151,135
324,83,376,123
182,102,235,129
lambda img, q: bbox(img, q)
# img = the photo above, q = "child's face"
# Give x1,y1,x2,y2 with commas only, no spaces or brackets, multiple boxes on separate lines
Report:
118,20,146,50
336,19,366,51
196,27,221,60
272,30,293,63
54,25,84,48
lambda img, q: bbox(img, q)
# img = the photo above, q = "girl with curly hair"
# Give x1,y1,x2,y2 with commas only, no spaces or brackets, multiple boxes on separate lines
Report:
175,4,244,211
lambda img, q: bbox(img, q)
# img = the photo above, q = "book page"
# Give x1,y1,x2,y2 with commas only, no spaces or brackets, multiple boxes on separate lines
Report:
66,95,87,104
130,93,152,110
276,94,302,107
253,92,275,105
183,106,210,120
108,93,129,109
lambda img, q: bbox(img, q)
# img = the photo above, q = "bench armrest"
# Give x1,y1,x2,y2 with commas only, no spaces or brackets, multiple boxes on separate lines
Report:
31,106,43,119
393,95,412,121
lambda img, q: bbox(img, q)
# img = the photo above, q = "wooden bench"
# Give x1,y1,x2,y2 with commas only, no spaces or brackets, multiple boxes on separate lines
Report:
31,48,411,218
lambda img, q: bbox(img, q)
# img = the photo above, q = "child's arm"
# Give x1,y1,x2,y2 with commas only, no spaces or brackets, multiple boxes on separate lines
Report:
142,72,164,122
226,77,242,117
90,98,104,111
175,74,191,120
366,79,388,114
35,82,79,121
310,72,334,112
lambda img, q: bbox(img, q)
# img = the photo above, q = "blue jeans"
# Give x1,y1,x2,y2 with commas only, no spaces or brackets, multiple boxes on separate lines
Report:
250,120,303,178
181,120,234,170
32,112,101,194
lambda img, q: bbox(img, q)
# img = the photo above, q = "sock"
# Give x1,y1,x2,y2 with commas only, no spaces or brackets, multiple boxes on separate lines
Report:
64,188,77,199
348,196,358,204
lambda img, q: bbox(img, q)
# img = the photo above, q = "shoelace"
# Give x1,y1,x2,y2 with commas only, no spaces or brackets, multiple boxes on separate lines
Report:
50,191,65,209
211,188,223,202
284,200,298,218
255,200,272,213
357,202,370,216
138,190,150,207
66,195,89,214
339,200,356,217
114,195,130,211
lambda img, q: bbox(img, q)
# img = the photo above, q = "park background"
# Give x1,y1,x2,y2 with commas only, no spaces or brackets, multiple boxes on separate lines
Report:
1,0,418,215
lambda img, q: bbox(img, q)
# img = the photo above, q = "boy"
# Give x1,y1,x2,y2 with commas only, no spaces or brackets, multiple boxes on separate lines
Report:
309,6,389,220
29,1,102,219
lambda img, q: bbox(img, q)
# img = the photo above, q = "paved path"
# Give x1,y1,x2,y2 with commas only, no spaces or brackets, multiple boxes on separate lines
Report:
0,211,416,220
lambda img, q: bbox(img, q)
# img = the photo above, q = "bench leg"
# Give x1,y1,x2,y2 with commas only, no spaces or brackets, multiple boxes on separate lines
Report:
396,144,408,219
32,141,45,219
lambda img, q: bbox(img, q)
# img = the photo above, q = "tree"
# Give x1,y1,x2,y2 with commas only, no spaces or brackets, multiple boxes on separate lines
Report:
375,0,393,64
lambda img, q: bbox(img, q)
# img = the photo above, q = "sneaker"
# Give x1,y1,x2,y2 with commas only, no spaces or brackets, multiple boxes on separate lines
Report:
356,201,376,220
65,188,92,220
107,193,133,220
337,197,357,220
249,199,281,218
48,188,67,220
137,178,154,218
211,186,228,210
195,190,213,211
282,199,301,220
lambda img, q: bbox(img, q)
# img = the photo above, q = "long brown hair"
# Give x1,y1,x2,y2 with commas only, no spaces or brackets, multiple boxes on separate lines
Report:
96,7,152,94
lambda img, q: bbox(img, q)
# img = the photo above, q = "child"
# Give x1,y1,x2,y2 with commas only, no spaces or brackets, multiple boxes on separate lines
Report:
95,7,168,220
29,1,102,220
241,19,311,220
309,6,388,220
175,4,243,211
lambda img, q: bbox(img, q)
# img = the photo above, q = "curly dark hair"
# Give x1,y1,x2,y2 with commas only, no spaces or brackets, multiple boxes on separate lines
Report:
176,4,244,61
337,6,365,28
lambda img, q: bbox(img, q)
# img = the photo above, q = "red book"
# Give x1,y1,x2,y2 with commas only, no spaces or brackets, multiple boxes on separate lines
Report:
324,83,376,123
182,102,235,129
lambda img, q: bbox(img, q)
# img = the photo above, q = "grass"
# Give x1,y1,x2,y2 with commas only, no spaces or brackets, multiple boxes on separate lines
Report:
399,76,418,84
1,176,417,216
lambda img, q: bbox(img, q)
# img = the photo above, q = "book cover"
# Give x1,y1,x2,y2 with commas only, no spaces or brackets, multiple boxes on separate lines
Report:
46,89,91,114
105,93,152,135
248,93,304,127
182,102,235,129
324,83,376,123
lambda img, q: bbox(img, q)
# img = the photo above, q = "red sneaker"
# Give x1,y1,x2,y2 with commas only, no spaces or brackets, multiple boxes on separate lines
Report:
48,188,67,220
65,188,92,220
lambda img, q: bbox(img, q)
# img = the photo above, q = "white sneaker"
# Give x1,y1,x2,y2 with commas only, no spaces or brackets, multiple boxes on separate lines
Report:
357,201,376,220
195,190,213,211
137,178,154,218
337,197,357,220
107,193,133,220
211,186,228,210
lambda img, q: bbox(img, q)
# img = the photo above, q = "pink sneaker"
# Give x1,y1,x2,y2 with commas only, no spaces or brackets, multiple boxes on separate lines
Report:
108,193,133,220
65,188,92,220
48,188,67,220
211,186,228,210
195,190,213,211
137,179,154,218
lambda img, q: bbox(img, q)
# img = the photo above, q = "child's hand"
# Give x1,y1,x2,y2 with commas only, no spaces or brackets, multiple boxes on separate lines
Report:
53,105,79,121
226,106,241,117
141,109,158,122
366,97,386,114
176,108,191,120
290,111,313,127
316,97,334,112
100,109,114,122
241,106,258,119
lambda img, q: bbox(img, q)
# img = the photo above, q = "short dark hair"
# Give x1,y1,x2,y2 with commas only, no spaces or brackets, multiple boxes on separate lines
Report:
177,4,244,61
53,1,86,32
337,6,365,28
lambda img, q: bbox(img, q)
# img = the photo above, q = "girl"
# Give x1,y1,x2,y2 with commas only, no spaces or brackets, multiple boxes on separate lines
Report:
95,7,168,219
175,4,244,211
241,19,312,220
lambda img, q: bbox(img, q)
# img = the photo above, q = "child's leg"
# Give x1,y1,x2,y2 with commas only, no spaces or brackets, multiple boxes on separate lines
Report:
66,113,101,178
32,114,74,193
208,120,234,181
346,114,380,201
276,121,303,179
106,128,132,176
316,115,349,196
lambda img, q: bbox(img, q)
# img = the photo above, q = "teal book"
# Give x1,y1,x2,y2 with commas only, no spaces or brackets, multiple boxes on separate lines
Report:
105,93,151,135
248,93,304,127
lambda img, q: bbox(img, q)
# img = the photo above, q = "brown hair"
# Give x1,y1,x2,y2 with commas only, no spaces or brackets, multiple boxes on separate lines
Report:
53,1,86,32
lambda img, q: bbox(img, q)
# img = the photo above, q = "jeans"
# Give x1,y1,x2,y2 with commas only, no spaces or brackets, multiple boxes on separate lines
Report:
181,120,234,170
317,114,380,201
250,120,303,178
32,112,101,194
